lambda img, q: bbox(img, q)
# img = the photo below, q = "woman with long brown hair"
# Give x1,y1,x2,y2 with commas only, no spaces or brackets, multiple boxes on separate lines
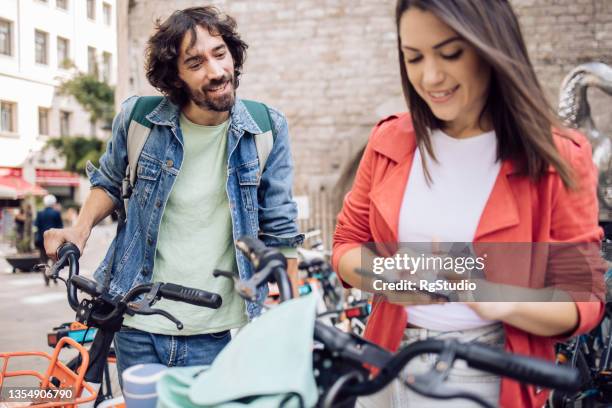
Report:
332,0,605,406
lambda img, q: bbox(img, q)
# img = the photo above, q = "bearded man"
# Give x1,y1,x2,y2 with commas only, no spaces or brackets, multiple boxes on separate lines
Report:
43,6,302,378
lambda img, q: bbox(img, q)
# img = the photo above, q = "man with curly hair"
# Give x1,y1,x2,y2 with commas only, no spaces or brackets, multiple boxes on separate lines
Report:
43,6,302,376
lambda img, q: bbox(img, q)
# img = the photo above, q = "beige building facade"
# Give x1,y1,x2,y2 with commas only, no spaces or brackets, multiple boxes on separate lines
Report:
0,0,117,204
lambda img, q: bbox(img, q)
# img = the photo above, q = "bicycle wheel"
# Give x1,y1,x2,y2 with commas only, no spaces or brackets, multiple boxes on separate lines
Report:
549,346,595,408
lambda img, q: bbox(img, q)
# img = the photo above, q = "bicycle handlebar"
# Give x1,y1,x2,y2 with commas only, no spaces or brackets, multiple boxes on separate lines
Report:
70,275,104,297
51,242,81,310
236,236,287,271
226,238,582,407
459,341,580,390
158,283,222,309
52,242,222,327
344,339,580,398
234,236,293,302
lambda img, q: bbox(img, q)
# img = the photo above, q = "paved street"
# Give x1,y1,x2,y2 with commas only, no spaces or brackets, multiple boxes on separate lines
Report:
0,222,115,387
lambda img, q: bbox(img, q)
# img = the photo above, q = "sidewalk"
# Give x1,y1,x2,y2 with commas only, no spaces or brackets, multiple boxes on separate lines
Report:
0,239,16,274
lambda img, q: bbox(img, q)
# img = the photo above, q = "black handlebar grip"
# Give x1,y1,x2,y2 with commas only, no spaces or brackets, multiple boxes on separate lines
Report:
159,283,222,309
56,242,81,261
70,275,104,296
462,343,581,391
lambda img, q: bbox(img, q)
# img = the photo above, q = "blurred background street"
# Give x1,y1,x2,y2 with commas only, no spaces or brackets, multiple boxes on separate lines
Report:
0,222,114,386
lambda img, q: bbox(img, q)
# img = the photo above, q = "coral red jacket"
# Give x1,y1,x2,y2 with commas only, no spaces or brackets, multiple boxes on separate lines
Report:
332,113,605,408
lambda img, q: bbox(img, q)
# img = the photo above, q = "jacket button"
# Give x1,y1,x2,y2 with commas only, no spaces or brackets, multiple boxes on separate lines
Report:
141,267,149,276
155,200,162,208
166,159,173,168
147,237,153,246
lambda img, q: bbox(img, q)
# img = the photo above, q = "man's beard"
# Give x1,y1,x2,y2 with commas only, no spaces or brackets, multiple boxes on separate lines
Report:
187,74,236,112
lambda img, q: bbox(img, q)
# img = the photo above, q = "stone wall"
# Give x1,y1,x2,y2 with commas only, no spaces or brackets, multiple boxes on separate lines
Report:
118,0,612,236
513,0,612,138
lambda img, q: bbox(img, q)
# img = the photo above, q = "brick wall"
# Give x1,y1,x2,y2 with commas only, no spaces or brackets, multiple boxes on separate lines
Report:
119,0,612,243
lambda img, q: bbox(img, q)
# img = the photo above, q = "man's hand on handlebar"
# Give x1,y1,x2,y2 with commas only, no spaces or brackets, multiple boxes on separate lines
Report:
44,226,90,262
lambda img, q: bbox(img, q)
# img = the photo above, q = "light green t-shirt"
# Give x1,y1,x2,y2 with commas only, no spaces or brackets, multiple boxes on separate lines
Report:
124,114,247,335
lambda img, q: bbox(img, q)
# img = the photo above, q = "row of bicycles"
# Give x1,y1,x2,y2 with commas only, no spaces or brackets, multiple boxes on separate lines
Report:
3,233,604,407
549,239,612,408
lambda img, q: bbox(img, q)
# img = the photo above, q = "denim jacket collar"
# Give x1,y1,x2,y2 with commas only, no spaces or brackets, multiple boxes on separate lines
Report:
146,97,263,135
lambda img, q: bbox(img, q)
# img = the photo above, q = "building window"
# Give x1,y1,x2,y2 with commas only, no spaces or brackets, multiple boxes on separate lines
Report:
1,101,16,133
57,36,70,68
39,108,50,136
56,0,68,10
0,19,12,56
87,0,95,20
103,2,111,25
35,30,48,65
87,46,97,77
60,110,71,136
102,52,112,82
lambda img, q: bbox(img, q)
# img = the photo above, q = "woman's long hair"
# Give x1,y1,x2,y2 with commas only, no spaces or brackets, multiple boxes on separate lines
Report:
396,0,575,187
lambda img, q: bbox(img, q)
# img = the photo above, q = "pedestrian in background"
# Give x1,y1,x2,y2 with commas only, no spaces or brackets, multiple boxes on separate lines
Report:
35,194,62,285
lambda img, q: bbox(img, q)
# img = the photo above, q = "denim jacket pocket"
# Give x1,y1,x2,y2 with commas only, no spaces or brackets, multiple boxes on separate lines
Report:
135,154,162,208
237,161,260,212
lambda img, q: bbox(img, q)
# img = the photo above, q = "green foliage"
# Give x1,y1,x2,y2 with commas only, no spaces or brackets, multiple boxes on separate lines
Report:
50,73,113,176
46,136,105,176
58,73,115,125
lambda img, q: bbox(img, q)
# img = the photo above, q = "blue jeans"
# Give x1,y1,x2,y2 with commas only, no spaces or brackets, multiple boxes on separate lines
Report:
113,326,231,385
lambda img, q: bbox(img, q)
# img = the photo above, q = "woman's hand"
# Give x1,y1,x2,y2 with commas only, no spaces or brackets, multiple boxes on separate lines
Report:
464,300,579,337
464,302,516,320
387,292,448,306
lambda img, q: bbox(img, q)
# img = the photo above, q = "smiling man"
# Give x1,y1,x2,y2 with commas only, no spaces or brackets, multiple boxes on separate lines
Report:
43,6,302,378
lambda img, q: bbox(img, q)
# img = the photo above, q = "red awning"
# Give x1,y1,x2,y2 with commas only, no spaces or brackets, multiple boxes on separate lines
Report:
0,174,48,199
36,169,81,187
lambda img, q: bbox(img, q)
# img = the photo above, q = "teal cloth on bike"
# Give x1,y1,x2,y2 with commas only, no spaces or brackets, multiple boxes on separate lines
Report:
157,294,318,408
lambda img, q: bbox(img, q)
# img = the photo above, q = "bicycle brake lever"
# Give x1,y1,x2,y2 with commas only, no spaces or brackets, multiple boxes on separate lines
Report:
149,308,184,330
213,269,239,281
33,263,47,272
126,283,185,330
402,343,495,408
35,263,60,283
214,269,259,301
234,280,259,301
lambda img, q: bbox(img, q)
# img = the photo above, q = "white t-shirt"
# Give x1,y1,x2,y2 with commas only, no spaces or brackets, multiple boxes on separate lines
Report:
398,128,501,331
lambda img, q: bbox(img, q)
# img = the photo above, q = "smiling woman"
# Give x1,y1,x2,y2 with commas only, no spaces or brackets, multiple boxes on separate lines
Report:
399,8,492,139
396,0,575,186
332,0,605,407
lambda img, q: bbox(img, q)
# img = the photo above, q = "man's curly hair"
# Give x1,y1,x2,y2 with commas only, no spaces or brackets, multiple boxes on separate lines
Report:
145,6,248,107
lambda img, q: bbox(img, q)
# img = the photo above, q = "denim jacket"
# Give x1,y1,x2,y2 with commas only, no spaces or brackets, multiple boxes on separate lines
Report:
87,96,303,319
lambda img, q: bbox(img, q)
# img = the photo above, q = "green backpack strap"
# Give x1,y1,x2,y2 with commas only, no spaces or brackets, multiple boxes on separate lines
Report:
242,99,276,175
122,95,163,218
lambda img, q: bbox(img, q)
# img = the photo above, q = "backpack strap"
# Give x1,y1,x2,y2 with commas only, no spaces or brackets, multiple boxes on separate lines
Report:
121,97,274,219
121,96,163,219
242,99,276,175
